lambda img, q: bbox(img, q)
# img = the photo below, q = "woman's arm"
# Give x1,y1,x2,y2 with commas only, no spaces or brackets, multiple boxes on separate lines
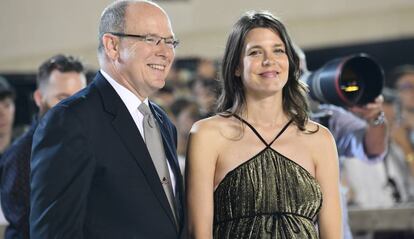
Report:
314,126,342,239
186,120,220,239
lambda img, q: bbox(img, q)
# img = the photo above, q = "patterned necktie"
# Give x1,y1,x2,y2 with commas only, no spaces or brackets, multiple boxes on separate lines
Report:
138,103,178,225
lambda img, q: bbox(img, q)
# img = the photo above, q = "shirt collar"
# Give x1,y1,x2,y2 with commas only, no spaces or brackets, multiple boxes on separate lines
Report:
100,69,149,112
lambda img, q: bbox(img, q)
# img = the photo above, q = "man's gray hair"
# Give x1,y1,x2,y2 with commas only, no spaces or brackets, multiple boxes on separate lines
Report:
98,0,163,55
98,0,135,54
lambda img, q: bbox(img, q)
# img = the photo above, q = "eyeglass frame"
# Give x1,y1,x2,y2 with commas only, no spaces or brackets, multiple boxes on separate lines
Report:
107,32,180,49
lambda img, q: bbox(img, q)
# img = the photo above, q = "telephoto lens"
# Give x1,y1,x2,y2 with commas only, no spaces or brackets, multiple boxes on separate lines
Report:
304,54,384,107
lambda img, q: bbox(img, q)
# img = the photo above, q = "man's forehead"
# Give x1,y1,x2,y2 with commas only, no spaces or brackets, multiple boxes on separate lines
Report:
125,2,167,21
125,5,173,36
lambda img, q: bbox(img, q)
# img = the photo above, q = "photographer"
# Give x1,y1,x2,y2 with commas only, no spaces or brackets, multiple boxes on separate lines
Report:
297,46,388,239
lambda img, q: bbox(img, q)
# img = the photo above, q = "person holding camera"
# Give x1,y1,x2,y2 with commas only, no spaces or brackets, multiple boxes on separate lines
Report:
297,47,388,239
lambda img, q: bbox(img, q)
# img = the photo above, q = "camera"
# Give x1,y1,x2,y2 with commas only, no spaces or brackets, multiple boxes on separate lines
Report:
302,53,384,107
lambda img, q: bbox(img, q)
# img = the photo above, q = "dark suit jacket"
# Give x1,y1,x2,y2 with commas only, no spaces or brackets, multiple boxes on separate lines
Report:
30,72,184,239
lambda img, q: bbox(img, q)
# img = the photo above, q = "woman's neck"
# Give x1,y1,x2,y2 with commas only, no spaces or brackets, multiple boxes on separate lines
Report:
243,93,287,127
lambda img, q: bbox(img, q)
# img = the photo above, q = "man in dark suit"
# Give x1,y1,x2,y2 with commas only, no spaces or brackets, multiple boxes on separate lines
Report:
30,1,184,238
0,54,86,239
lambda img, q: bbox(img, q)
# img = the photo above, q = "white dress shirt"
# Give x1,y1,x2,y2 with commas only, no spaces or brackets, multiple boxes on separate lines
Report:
101,70,177,193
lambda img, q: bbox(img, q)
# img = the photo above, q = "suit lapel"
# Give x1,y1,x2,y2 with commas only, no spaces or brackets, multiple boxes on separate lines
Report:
150,103,181,176
94,73,177,229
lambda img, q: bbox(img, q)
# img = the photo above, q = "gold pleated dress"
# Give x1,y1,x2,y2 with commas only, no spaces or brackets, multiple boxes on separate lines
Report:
213,116,323,239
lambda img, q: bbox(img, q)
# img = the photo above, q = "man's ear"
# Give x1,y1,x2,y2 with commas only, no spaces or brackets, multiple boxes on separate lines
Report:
33,89,43,108
102,33,120,61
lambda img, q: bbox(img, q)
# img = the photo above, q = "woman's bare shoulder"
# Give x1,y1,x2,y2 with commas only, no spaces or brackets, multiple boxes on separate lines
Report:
191,114,241,137
303,120,338,164
304,120,334,139
187,115,240,166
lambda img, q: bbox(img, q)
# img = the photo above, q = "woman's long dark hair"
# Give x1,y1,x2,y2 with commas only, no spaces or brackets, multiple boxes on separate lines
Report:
217,11,310,131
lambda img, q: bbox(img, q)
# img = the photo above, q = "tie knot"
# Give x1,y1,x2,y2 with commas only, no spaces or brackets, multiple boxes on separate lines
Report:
138,103,152,116
139,103,155,128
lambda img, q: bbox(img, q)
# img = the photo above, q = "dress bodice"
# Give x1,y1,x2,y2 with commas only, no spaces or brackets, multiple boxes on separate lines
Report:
213,116,322,238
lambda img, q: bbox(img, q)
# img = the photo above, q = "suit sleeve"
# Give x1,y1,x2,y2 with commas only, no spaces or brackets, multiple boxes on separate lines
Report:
30,105,95,239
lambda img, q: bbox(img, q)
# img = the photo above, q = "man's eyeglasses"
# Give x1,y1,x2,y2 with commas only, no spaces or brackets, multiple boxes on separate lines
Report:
108,32,179,49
